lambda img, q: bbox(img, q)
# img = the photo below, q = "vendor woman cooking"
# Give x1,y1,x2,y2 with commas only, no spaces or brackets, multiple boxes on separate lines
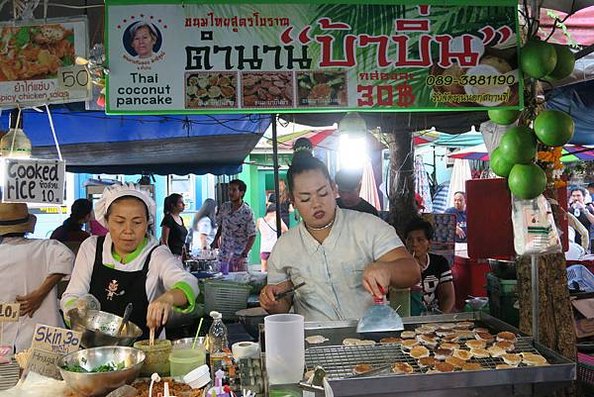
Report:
260,150,420,321
61,184,199,338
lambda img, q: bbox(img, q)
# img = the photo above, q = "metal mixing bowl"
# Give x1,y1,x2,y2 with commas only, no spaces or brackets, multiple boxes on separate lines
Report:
69,309,143,348
236,307,267,339
57,346,145,397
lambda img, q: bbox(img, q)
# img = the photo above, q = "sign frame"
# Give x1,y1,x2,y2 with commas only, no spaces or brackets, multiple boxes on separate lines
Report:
105,0,522,115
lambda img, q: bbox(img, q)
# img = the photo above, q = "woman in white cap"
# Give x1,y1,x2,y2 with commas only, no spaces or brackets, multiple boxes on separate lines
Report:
61,183,199,338
0,203,74,353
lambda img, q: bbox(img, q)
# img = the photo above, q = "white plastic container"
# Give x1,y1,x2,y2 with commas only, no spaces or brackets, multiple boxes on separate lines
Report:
264,313,304,385
183,364,210,389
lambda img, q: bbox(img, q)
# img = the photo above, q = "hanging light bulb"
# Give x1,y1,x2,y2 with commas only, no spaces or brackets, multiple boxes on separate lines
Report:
0,109,31,158
338,112,367,138
338,112,368,170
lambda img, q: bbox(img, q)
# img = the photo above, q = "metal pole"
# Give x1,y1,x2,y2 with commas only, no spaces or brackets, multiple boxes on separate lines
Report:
271,114,282,238
531,254,539,342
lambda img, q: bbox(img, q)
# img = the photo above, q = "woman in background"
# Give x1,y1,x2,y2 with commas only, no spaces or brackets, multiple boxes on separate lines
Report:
257,204,288,272
160,193,188,260
190,198,217,253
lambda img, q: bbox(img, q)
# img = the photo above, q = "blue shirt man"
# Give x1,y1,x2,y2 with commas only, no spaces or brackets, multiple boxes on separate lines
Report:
445,191,467,243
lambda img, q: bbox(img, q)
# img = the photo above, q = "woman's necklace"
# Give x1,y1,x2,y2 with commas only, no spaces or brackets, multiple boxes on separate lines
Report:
418,253,430,272
306,217,335,232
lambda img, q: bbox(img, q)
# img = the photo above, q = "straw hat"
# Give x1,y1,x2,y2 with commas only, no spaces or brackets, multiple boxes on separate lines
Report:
95,183,156,227
0,203,36,235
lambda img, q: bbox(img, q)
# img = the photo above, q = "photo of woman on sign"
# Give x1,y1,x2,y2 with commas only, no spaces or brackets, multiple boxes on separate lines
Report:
123,21,162,59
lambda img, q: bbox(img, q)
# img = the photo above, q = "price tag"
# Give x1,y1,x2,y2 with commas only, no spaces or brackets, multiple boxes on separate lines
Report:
57,65,90,96
30,324,81,354
0,303,20,322
27,348,62,379
27,324,82,380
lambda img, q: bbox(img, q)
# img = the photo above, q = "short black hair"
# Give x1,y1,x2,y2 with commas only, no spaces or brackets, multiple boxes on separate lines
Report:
587,183,594,189
571,187,586,196
335,169,363,191
405,218,434,241
229,179,247,193
287,150,331,194
71,198,93,221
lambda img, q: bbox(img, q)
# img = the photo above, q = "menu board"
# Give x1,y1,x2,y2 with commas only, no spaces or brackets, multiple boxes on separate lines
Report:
105,0,520,115
0,17,91,107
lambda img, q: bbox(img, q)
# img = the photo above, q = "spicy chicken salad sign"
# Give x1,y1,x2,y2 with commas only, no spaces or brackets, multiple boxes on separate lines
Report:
105,0,520,114
0,17,91,107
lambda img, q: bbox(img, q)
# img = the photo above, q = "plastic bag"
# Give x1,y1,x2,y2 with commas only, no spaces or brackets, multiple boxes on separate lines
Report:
512,194,562,255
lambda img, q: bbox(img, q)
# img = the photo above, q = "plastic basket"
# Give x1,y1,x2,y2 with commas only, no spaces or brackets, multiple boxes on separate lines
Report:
567,265,594,293
578,352,594,393
204,281,251,320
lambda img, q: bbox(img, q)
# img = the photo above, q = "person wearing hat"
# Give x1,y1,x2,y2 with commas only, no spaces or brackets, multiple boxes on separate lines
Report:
0,203,74,353
61,183,199,338
335,168,379,217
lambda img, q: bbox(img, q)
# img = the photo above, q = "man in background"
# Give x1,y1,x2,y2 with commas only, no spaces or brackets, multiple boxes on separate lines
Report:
335,169,379,216
212,179,256,272
445,191,467,243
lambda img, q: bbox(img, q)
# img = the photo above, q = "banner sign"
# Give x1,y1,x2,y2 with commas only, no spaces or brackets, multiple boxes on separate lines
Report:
106,1,520,114
0,17,91,107
28,324,81,379
1,158,66,204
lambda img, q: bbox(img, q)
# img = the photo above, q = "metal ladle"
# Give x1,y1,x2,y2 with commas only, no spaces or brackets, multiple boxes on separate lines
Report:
116,303,133,337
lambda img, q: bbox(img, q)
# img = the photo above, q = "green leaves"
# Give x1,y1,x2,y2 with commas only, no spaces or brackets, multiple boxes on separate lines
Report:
15,27,30,48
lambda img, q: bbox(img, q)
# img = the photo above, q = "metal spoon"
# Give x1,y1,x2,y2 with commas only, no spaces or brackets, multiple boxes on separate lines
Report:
117,303,133,337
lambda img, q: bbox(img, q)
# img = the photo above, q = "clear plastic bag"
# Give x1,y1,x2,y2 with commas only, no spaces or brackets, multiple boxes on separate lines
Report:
511,194,562,255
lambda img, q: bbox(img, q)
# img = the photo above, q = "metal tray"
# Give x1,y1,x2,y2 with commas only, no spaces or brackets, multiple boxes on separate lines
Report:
303,312,576,397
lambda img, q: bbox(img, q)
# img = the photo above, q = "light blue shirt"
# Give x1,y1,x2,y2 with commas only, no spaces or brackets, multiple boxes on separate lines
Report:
267,208,403,321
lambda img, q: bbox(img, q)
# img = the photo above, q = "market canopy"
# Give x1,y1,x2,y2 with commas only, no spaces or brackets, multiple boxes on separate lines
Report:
0,107,270,175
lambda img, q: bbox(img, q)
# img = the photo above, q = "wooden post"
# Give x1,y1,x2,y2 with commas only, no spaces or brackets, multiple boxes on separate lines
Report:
382,121,415,238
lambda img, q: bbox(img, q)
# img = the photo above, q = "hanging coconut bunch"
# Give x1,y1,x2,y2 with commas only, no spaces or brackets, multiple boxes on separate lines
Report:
486,36,576,200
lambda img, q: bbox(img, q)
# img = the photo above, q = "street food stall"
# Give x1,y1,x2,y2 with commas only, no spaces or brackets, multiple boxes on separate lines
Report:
2,0,591,394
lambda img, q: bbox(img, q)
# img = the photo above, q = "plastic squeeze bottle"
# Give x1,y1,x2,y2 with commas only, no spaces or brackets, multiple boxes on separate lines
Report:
208,311,229,379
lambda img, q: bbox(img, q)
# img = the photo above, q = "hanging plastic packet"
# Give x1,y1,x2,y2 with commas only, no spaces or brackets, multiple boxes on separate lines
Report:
511,194,561,255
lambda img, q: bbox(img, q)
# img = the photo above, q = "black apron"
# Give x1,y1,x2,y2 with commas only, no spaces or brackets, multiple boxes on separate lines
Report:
89,236,159,340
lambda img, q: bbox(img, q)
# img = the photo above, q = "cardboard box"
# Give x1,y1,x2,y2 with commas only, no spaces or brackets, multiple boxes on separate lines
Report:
572,297,594,338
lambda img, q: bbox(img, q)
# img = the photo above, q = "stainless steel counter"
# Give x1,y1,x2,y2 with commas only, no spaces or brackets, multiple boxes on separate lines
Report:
296,312,575,397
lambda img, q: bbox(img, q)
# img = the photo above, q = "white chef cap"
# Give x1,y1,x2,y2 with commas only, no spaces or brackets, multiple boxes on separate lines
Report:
94,183,156,227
